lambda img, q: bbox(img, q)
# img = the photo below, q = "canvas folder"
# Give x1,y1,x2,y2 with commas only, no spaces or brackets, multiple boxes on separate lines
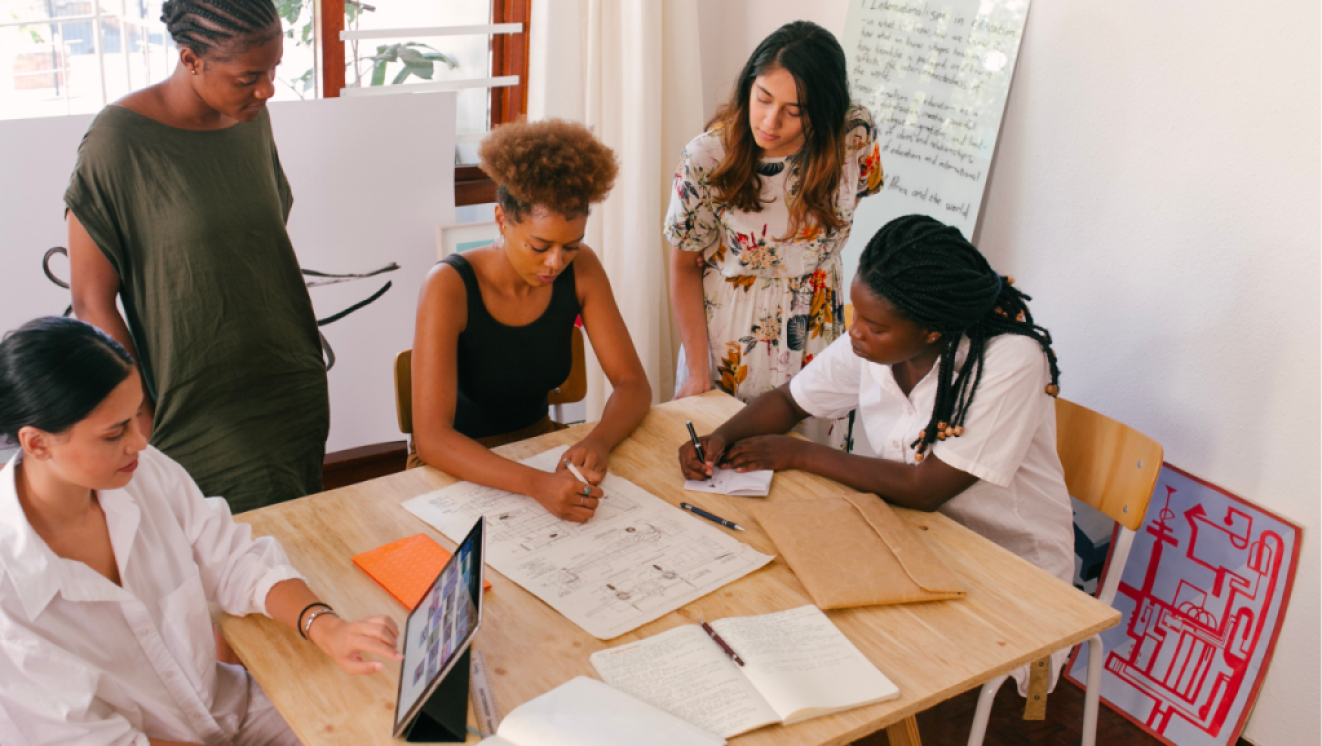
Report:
751,493,965,609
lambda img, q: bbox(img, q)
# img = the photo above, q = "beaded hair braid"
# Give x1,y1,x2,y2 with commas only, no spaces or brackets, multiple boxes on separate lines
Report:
160,0,278,56
858,214,1061,462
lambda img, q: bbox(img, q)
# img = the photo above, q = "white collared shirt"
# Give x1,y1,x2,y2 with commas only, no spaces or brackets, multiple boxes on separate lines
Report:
0,446,303,746
790,334,1075,584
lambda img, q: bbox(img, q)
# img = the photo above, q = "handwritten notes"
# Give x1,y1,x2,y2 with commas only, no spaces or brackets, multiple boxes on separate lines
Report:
839,0,1030,276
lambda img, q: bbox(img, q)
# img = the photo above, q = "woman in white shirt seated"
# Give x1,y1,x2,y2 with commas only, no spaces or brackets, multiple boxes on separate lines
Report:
0,317,403,746
679,214,1075,693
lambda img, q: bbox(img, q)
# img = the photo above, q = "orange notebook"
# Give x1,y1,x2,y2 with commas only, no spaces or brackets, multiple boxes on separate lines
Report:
352,534,490,610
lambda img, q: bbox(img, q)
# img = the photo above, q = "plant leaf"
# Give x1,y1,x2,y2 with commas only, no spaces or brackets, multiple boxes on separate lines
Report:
405,63,434,80
398,47,427,65
391,66,412,85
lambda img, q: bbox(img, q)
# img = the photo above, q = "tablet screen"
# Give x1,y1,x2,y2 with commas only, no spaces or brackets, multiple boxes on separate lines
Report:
394,518,484,730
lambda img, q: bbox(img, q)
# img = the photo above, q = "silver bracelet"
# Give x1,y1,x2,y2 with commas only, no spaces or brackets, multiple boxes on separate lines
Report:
302,607,338,640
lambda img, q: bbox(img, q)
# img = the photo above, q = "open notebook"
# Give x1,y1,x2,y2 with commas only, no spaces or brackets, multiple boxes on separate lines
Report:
590,605,898,738
477,676,724,746
683,467,773,496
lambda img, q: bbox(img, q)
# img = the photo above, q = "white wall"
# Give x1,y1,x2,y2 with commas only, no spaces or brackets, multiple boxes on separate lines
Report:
697,3,1320,745
696,0,847,120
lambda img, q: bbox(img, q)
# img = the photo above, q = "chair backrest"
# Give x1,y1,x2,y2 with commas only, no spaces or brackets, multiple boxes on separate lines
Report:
843,303,854,329
395,349,414,434
1055,397,1163,532
394,325,587,435
548,325,587,406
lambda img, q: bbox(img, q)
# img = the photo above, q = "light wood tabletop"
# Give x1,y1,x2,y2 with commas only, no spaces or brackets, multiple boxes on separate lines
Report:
218,392,1120,746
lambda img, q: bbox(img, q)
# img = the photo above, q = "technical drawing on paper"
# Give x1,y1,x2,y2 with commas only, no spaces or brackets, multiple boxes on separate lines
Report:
403,446,773,639
1065,465,1299,746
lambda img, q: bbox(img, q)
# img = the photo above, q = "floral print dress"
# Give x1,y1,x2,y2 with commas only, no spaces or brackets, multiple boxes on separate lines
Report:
665,102,884,446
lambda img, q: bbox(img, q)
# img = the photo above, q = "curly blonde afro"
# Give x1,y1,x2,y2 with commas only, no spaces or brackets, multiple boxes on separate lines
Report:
478,118,618,221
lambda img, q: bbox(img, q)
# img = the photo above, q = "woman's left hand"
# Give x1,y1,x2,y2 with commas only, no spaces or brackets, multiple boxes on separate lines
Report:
722,435,804,473
558,438,609,484
308,614,403,675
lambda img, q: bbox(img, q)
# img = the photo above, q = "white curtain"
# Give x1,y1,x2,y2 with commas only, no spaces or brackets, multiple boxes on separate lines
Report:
529,0,706,418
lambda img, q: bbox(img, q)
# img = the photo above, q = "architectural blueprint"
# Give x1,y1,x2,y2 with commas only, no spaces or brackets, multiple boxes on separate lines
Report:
402,447,774,639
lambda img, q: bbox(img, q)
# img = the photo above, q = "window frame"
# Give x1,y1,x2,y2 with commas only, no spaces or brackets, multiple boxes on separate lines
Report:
317,0,530,207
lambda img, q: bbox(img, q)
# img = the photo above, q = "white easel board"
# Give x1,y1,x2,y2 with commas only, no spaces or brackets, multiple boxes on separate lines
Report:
838,0,1031,282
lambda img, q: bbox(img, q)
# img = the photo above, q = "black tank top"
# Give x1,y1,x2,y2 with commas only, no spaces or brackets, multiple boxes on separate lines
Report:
443,253,580,439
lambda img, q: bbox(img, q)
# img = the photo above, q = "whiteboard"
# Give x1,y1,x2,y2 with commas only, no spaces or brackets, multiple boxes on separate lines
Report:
838,0,1031,283
0,92,456,454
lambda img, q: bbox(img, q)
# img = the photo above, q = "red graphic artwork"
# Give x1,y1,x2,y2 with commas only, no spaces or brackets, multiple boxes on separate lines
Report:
1066,464,1299,746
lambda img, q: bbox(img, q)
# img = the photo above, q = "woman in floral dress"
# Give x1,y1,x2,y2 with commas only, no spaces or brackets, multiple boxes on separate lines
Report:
667,20,884,445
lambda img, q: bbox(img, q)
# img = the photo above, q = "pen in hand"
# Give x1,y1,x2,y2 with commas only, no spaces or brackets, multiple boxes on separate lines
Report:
686,420,713,483
562,459,605,498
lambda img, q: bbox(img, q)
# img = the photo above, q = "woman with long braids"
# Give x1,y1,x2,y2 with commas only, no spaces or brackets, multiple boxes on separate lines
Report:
0,317,400,746
679,214,1074,694
667,20,883,447
65,0,328,513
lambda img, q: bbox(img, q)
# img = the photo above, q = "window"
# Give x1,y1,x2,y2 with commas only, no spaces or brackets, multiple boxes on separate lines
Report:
318,0,529,205
1,0,174,119
0,0,531,178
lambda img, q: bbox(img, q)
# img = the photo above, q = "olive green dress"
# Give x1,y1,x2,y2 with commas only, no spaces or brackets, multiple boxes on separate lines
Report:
65,105,329,513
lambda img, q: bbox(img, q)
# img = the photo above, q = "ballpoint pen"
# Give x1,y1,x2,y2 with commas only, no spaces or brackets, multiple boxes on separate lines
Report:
686,420,713,484
680,502,744,531
700,620,745,666
562,459,605,498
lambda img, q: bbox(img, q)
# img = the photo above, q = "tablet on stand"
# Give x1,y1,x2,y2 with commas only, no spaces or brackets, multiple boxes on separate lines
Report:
392,517,486,742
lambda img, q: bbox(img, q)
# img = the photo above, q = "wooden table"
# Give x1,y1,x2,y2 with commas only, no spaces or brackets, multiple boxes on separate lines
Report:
219,392,1119,746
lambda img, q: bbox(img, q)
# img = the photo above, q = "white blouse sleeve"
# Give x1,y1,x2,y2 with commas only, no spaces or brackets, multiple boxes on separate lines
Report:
932,336,1053,488
0,638,149,746
150,448,304,617
788,335,865,420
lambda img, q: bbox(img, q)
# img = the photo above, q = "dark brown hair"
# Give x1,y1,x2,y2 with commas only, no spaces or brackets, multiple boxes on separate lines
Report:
478,118,619,223
707,21,850,240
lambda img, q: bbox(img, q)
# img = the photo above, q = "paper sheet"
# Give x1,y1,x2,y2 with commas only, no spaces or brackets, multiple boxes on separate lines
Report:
684,467,774,497
492,676,725,746
590,625,779,738
402,447,774,639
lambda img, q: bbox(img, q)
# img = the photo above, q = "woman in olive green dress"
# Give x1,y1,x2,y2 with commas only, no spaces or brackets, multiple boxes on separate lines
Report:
66,0,327,513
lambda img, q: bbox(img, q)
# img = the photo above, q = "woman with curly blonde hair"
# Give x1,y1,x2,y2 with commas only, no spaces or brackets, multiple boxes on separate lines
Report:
410,119,651,523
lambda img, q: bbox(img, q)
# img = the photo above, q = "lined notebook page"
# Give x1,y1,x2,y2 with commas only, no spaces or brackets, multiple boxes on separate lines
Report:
590,625,778,737
714,605,899,724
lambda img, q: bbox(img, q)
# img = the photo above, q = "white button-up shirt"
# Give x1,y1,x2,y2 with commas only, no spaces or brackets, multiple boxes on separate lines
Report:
790,334,1075,584
0,446,303,746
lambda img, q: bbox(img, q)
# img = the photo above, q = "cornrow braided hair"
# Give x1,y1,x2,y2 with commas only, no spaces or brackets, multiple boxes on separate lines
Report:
858,214,1061,462
160,0,278,56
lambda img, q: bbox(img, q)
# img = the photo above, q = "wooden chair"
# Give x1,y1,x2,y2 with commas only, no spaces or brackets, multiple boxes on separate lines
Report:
394,325,588,436
966,397,1163,746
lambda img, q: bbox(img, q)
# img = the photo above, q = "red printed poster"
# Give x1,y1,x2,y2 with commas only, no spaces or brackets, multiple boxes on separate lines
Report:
1066,464,1300,746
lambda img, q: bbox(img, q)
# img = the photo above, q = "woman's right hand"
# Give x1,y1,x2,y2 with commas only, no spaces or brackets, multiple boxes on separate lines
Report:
678,432,729,480
675,372,713,399
534,471,604,522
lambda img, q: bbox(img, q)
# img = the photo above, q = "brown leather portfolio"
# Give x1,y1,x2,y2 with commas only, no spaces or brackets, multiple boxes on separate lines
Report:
752,493,966,609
